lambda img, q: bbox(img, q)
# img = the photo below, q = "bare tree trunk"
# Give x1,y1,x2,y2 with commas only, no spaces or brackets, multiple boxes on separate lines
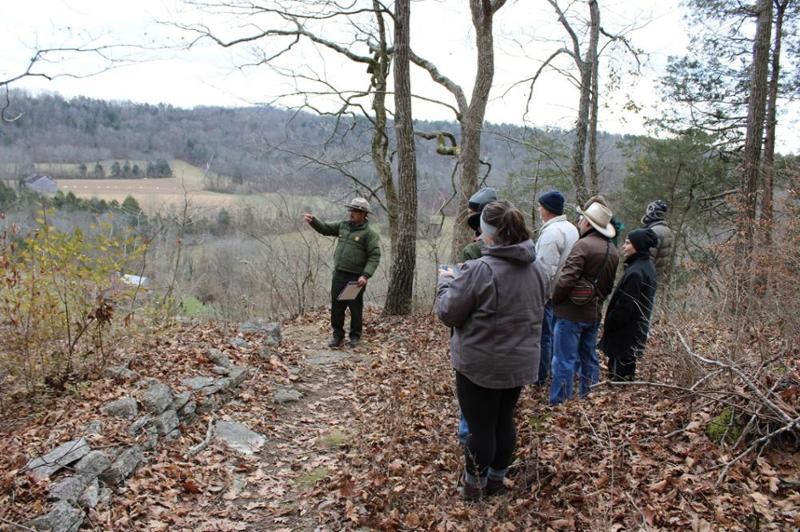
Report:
587,0,600,197
384,0,417,315
549,0,598,206
759,0,787,248
368,2,399,255
450,0,507,261
736,0,772,294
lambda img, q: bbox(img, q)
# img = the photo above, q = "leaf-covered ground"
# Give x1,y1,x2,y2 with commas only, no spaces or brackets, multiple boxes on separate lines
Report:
1,308,798,530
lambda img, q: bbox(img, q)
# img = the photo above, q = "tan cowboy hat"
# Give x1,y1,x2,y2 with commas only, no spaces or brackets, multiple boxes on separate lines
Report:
344,197,371,213
576,202,616,238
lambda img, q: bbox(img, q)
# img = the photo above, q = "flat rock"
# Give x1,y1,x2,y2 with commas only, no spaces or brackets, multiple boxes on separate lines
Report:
171,391,191,412
239,320,282,342
140,382,174,415
257,345,277,360
83,420,103,436
26,438,91,481
214,421,266,455
98,446,142,486
154,410,180,435
182,376,217,390
141,426,159,451
27,500,84,532
49,476,88,503
211,365,230,375
78,479,100,509
273,387,303,404
103,365,138,381
129,415,152,435
73,451,111,480
206,348,232,368
306,350,350,366
226,366,248,388
200,380,225,396
100,397,138,420
197,395,221,414
229,337,249,348
177,399,197,423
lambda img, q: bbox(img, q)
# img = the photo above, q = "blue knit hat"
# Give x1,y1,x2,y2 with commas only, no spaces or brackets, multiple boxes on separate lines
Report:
538,190,565,215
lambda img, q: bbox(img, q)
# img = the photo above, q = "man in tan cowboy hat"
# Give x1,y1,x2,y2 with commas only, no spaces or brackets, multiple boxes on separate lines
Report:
549,201,619,405
303,197,381,348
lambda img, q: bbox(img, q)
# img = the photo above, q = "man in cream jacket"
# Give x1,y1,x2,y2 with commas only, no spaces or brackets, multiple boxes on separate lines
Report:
534,190,578,386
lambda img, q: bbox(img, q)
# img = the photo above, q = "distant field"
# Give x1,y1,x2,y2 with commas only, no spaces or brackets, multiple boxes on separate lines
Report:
44,160,330,214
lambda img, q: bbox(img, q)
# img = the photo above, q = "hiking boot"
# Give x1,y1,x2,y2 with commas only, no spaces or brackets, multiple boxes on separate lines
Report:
486,478,507,497
328,335,344,348
347,337,360,348
459,482,482,502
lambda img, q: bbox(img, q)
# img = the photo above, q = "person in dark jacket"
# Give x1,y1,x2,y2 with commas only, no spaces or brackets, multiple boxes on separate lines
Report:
550,202,619,405
303,198,381,348
436,200,549,501
640,199,674,286
461,187,498,261
599,228,658,381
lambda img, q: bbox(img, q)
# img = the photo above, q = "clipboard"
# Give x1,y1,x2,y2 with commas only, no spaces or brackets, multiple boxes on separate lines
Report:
337,281,363,301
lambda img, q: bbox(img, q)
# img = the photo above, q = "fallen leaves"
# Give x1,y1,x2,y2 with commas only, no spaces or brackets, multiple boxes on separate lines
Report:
1,309,798,530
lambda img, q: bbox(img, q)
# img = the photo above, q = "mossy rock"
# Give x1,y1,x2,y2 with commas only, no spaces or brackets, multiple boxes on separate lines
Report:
295,466,329,490
527,412,553,433
322,428,351,448
706,407,742,444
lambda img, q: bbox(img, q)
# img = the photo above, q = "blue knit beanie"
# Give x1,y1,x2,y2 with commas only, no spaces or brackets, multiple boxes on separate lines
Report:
538,190,565,215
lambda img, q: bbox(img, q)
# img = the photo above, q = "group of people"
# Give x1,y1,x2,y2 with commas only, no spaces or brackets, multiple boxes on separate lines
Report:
302,190,672,501
437,189,672,501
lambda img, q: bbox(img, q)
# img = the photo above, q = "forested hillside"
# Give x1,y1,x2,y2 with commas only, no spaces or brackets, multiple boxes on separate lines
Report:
0,92,632,199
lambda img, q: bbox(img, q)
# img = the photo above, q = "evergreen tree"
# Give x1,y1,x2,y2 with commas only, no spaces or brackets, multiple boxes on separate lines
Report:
121,195,142,214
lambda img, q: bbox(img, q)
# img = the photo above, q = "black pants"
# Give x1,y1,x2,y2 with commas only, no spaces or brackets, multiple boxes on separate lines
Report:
455,372,521,477
331,270,364,340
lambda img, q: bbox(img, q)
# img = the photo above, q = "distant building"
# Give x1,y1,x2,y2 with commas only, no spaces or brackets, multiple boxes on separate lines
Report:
22,175,58,195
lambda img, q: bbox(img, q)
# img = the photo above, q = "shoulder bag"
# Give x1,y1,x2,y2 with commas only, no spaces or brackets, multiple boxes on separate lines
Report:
568,241,611,306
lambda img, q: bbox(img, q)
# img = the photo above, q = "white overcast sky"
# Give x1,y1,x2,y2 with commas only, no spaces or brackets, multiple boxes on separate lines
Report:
2,0,798,153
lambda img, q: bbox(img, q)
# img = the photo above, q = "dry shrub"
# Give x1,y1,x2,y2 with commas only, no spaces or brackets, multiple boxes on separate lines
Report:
0,211,146,395
651,186,800,478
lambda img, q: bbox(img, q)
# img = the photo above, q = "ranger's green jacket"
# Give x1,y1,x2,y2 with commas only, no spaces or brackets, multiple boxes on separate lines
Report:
310,218,381,278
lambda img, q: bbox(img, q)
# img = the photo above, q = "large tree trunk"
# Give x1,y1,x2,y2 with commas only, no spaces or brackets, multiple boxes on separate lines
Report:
384,0,417,315
736,0,772,293
571,55,591,207
760,0,787,248
450,0,506,261
553,0,599,207
368,2,398,253
587,0,600,198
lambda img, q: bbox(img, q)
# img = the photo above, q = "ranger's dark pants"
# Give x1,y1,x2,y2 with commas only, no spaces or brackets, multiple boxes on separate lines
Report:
331,270,364,340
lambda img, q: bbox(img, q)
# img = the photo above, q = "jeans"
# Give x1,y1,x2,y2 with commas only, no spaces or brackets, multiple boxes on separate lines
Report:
549,318,599,405
458,413,469,446
537,302,554,385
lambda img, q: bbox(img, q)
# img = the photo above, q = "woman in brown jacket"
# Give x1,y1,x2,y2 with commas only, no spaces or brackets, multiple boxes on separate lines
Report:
436,201,549,501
